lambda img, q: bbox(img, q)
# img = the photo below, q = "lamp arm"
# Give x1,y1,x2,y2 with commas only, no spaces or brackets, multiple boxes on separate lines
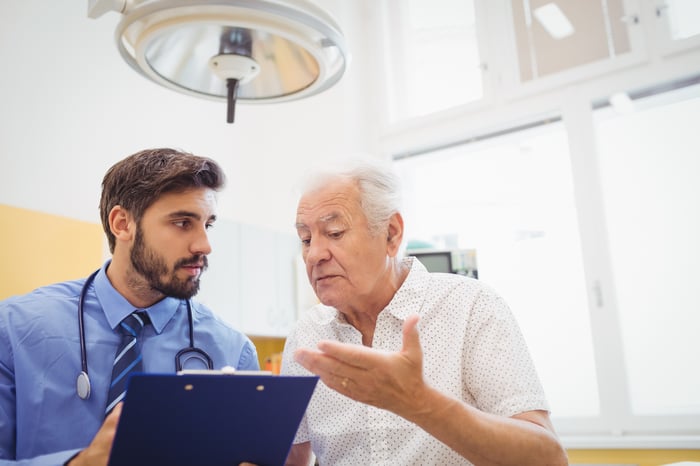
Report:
87,0,133,19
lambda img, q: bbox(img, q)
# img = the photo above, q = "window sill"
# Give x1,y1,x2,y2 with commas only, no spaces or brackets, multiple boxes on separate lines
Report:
561,435,700,449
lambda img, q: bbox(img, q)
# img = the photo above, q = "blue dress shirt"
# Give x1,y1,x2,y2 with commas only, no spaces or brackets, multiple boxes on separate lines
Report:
0,261,259,465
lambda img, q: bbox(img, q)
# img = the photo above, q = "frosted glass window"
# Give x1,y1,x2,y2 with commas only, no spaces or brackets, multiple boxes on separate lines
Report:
511,0,632,81
594,85,700,416
383,0,483,121
394,121,598,418
665,0,700,41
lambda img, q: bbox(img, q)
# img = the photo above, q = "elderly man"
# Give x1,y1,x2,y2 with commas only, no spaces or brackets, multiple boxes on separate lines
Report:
281,159,568,466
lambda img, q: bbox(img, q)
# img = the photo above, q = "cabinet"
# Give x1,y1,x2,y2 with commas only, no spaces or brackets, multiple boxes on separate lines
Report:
197,219,300,337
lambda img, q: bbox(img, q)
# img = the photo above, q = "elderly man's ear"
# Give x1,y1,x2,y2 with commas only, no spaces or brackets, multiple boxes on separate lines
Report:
386,212,404,256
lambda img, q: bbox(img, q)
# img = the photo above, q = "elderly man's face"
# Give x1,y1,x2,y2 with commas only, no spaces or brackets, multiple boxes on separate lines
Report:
295,179,395,313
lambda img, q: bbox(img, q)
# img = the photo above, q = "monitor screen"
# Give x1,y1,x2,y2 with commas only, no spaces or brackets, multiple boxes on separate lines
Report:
412,251,452,273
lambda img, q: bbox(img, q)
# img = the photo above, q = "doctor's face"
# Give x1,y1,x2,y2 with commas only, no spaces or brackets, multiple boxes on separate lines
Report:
130,188,216,299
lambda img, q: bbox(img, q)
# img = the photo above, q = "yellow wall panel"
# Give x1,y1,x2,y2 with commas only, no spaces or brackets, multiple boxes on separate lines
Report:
0,204,103,299
249,335,286,372
567,449,700,465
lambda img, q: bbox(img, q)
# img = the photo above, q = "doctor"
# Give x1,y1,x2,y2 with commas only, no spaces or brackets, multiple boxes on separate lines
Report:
0,148,259,465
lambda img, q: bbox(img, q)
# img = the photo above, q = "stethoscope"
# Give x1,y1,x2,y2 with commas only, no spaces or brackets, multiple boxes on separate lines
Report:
76,269,214,400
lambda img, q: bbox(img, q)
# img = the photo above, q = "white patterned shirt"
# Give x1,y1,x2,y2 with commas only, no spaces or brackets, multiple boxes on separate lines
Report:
281,257,549,466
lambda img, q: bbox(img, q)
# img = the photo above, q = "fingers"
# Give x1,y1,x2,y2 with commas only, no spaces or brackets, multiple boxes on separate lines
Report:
293,349,349,397
294,341,386,385
401,314,421,356
294,315,422,373
293,347,358,379
69,402,123,466
106,402,122,425
313,315,421,364
294,315,422,384
315,340,378,367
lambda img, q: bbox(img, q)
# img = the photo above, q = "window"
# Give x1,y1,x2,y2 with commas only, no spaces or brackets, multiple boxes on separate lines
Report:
664,0,700,40
510,0,635,82
594,83,700,419
392,82,700,444
655,0,700,55
379,0,700,447
382,0,484,121
394,120,599,419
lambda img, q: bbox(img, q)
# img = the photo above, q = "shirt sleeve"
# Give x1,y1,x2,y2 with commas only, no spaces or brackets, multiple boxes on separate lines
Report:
0,302,83,466
236,340,260,371
0,448,81,466
463,286,549,417
0,307,16,462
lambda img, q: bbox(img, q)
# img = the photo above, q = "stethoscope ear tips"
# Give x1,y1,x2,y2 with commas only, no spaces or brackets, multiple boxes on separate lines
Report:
77,371,91,400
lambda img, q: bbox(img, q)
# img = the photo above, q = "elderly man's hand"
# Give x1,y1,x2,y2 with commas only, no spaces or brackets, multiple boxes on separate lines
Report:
294,314,428,418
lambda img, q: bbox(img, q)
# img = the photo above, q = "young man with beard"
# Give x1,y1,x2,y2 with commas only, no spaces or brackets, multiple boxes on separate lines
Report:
0,148,259,466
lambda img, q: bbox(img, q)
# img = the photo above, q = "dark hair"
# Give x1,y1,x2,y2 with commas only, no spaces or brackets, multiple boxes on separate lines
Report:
100,148,226,253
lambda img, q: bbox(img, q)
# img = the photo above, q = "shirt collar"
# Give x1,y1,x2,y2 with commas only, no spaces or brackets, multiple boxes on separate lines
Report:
382,256,429,321
93,260,184,334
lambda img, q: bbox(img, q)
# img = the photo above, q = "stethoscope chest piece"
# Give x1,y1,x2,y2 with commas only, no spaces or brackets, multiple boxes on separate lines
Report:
77,370,91,400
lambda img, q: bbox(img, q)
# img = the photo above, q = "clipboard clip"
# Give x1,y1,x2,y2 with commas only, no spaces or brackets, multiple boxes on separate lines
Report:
177,366,273,376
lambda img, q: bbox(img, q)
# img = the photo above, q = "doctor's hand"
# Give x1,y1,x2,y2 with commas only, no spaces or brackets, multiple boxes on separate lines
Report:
293,314,429,419
68,402,122,466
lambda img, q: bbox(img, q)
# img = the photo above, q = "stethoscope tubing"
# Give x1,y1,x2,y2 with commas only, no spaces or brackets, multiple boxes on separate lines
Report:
76,269,213,400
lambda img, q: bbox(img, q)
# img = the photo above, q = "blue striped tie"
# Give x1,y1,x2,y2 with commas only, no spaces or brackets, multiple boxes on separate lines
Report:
105,312,148,415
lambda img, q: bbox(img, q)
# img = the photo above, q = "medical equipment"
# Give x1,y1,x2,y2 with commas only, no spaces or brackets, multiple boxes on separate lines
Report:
76,269,214,400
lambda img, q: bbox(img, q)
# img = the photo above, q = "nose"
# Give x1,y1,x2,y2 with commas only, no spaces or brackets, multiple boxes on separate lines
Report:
191,225,213,256
304,236,331,266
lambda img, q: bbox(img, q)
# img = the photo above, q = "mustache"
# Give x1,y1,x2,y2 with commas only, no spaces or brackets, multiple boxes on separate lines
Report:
175,255,208,270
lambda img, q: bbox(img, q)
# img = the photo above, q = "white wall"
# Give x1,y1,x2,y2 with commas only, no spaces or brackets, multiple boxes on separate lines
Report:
0,1,380,236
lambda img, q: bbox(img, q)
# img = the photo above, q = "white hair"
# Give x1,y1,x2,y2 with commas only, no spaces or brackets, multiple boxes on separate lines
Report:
299,156,403,236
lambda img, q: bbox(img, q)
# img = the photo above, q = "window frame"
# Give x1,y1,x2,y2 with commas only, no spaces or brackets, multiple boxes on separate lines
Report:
653,0,700,57
374,0,700,448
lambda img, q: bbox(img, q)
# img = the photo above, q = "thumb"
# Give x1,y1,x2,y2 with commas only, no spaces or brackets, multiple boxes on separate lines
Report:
401,314,422,359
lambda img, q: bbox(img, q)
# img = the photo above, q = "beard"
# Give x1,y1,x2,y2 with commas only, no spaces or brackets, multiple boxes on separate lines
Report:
130,228,208,299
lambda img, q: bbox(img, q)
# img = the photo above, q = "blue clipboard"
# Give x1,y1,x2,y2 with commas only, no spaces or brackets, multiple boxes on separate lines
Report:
108,372,318,466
